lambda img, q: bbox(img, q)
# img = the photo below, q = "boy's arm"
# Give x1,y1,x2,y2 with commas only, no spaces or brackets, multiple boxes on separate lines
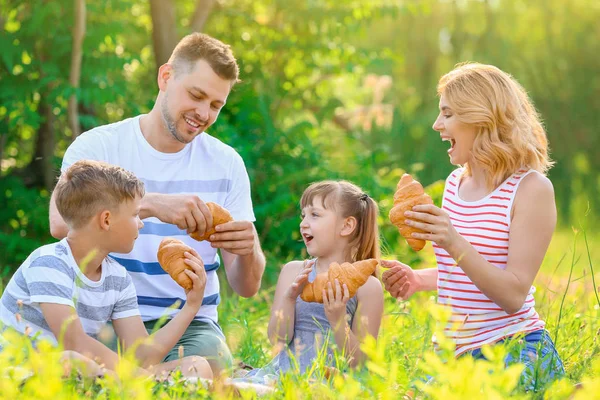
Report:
113,251,206,368
39,303,120,370
112,305,198,368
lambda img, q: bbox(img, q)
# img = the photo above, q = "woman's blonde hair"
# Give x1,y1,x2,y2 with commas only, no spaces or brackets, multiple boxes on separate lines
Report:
437,62,553,189
300,180,380,263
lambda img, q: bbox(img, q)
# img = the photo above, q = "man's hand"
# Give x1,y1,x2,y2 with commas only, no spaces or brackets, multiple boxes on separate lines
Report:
143,193,213,236
208,221,258,256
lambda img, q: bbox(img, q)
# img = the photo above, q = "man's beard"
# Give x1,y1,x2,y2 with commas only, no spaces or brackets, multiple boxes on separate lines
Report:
160,93,191,144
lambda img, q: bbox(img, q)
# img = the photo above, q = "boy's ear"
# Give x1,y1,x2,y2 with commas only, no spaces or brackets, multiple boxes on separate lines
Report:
340,216,357,237
99,210,111,232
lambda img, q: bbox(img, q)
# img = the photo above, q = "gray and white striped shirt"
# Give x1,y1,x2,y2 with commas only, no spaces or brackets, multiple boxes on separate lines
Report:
0,238,139,346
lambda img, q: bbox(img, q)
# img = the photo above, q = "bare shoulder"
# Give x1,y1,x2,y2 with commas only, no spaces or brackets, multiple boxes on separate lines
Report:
277,260,307,281
357,276,383,299
513,171,556,218
517,171,554,199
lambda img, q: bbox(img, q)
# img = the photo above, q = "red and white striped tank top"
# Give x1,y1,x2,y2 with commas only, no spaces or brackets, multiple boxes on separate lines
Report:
435,168,545,357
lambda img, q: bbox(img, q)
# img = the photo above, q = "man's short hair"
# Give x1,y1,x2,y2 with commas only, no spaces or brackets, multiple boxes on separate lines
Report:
54,160,145,229
168,32,240,84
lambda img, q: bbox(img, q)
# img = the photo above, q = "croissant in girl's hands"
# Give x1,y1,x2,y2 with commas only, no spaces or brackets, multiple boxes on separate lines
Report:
301,259,378,303
389,174,434,251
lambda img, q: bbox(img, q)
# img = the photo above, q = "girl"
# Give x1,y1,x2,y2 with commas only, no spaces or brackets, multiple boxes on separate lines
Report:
382,63,564,390
242,181,384,382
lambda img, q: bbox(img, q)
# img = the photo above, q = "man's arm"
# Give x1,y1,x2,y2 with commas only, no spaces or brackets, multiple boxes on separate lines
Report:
217,221,266,298
49,188,69,239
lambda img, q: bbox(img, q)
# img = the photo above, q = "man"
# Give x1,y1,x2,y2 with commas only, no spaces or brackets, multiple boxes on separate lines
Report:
49,33,266,374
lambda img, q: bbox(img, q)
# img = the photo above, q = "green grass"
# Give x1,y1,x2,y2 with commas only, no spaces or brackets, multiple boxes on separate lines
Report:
1,228,599,399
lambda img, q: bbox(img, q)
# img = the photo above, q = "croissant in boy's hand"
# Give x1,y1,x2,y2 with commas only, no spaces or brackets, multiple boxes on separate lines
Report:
189,202,234,242
301,259,378,303
157,238,204,291
389,173,434,251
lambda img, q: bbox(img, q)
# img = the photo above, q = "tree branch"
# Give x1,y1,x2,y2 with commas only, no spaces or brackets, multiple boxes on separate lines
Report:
189,0,216,32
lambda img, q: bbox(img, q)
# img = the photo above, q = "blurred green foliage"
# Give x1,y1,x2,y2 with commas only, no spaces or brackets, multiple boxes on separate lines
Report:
1,0,599,280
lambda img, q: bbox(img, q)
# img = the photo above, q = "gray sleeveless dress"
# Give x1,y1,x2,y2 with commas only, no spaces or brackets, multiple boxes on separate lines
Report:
236,259,359,383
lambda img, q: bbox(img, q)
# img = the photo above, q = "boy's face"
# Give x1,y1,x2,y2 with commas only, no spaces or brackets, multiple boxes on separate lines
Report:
106,196,144,254
299,196,347,258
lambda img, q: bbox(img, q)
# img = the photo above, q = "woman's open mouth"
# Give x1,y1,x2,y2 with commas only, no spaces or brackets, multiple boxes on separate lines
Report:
442,136,456,154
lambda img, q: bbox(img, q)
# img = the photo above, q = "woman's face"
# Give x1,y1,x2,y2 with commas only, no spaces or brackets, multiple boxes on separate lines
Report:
432,94,478,166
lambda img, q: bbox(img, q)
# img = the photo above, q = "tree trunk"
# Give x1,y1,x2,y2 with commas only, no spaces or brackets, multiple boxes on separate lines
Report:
68,0,86,140
149,0,178,70
189,0,216,32
20,95,56,190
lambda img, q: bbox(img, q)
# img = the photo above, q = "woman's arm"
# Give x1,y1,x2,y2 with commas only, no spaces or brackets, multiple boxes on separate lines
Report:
407,173,556,314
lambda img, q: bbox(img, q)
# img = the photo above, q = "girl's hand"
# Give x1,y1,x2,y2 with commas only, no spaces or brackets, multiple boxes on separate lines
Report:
404,204,461,251
380,260,421,300
182,250,207,310
284,260,314,300
323,279,350,325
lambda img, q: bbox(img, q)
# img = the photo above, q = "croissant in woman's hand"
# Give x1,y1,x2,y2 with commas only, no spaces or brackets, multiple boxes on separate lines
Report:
157,238,203,290
301,259,378,303
190,202,234,242
389,174,434,251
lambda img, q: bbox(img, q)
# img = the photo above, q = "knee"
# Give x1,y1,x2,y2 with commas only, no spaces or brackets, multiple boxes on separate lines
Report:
180,356,213,380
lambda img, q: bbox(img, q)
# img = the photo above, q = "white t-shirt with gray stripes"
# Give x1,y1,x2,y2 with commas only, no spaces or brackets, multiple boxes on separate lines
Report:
0,238,140,346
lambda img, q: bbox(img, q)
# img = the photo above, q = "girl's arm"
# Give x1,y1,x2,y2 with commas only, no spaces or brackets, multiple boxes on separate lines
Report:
325,276,384,367
267,261,312,346
407,173,556,314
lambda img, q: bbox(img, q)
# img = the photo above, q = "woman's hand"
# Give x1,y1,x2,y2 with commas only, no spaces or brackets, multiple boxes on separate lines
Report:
380,259,421,300
323,279,350,326
404,204,461,252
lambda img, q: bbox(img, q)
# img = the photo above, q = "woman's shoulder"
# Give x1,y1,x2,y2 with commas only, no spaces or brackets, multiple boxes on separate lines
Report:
516,170,554,199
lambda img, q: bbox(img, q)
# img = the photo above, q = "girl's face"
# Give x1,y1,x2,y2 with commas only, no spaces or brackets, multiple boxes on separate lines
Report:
299,196,348,258
432,95,478,166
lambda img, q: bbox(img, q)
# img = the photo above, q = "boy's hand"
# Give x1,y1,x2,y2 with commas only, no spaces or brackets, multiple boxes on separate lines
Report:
284,260,314,300
380,260,420,300
323,279,350,326
182,250,207,310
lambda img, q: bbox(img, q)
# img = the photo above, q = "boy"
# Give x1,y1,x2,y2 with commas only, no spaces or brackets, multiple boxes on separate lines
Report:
0,160,212,379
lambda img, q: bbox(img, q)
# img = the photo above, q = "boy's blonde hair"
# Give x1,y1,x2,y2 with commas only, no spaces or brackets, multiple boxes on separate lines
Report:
54,160,145,229
437,62,553,189
300,180,380,263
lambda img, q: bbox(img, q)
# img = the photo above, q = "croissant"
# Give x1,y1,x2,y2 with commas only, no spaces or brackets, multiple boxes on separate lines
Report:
301,259,378,303
157,238,204,290
389,174,434,251
189,202,234,242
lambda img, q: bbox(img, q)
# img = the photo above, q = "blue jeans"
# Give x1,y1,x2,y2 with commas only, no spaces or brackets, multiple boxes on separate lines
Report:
465,329,565,391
